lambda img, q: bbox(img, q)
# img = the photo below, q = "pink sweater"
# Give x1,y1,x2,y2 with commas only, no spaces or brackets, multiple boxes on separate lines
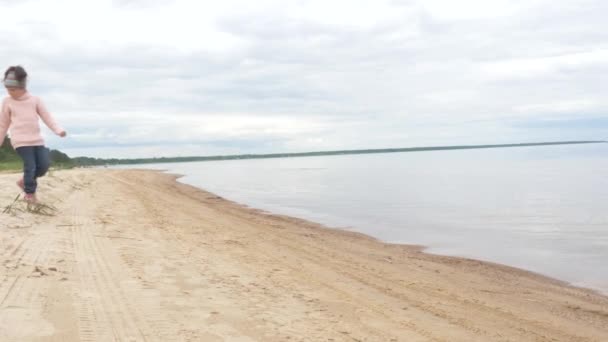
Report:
0,92,64,149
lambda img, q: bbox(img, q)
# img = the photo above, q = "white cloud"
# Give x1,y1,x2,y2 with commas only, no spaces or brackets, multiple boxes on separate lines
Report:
420,0,549,20
513,99,603,115
481,49,608,80
1,0,606,158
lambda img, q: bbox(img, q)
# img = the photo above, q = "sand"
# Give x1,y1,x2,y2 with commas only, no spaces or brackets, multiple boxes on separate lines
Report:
0,168,607,341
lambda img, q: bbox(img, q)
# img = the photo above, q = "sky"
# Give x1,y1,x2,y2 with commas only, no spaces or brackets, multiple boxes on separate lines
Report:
0,0,606,158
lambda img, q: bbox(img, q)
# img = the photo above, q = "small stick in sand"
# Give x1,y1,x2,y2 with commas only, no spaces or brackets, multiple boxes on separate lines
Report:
2,193,22,214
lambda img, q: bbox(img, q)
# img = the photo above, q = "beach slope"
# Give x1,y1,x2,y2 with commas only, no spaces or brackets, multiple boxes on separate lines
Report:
1,169,607,341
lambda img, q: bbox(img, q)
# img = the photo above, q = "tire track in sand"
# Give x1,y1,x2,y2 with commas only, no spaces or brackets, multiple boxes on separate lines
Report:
0,222,63,341
64,181,161,342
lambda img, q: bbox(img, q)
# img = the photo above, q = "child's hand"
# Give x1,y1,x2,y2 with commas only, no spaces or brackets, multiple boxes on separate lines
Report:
59,131,67,137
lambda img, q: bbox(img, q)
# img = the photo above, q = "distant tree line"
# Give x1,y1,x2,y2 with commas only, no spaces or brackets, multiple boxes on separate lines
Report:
2,138,606,168
1,137,73,167
72,140,605,166
0,137,18,162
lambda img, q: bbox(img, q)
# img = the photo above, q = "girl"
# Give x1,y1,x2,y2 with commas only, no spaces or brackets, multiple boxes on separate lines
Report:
0,65,67,203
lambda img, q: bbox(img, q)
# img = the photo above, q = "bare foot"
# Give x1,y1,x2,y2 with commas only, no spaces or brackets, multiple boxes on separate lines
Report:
24,193,37,204
16,178,24,192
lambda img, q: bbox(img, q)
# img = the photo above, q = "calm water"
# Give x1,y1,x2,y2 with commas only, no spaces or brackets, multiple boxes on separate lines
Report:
123,143,608,294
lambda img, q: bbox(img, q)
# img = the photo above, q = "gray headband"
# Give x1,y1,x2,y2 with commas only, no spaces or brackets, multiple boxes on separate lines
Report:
4,72,26,88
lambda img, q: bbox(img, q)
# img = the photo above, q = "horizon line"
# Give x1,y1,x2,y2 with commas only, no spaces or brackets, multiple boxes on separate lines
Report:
72,140,607,163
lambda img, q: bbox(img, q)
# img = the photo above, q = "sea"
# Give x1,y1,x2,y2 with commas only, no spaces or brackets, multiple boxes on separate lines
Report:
117,143,608,294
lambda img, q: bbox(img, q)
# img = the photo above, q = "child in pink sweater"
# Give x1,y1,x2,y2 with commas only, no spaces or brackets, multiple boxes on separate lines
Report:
0,66,67,203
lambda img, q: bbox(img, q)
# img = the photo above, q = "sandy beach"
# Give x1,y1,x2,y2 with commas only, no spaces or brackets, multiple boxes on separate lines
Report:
0,169,607,341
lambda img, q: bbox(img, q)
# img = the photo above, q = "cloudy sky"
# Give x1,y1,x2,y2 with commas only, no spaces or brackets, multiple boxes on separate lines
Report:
1,0,606,158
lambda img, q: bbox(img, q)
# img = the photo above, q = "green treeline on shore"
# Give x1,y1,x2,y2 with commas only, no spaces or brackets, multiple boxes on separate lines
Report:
0,137,72,171
72,140,604,166
1,138,606,170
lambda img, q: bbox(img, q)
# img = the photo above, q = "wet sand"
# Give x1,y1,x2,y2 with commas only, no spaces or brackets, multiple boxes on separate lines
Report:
1,169,607,341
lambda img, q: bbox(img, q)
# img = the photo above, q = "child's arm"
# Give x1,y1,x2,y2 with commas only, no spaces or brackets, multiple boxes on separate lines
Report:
0,98,11,143
36,97,66,137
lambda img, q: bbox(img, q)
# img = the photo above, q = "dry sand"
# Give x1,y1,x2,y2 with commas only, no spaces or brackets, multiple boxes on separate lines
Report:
0,169,607,342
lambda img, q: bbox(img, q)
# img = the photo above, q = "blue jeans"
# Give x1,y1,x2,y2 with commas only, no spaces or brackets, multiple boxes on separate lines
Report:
15,146,50,194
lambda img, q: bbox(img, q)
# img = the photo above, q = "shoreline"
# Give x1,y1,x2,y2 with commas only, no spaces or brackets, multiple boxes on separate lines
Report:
161,168,608,298
1,168,607,341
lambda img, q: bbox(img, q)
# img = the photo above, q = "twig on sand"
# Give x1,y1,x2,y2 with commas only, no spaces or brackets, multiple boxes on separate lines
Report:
2,192,58,216
7,224,31,229
93,235,140,241
3,193,22,214
27,202,58,216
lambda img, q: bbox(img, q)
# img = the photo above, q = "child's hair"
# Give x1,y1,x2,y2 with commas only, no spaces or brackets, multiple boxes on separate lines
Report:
4,65,27,82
